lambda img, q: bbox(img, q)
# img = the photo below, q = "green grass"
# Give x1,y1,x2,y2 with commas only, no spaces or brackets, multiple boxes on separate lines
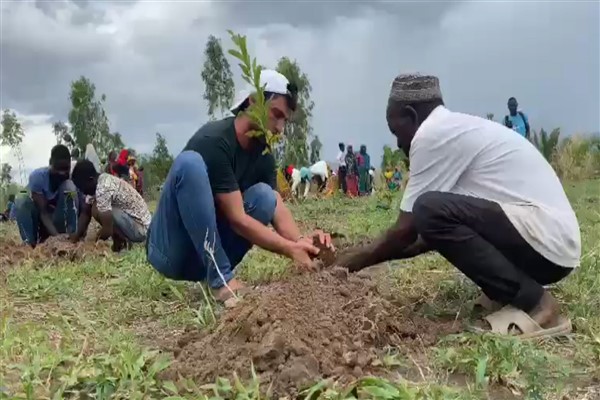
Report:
1,179,599,399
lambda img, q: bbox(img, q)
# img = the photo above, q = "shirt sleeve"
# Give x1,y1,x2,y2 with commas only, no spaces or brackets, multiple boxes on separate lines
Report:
201,137,239,194
95,179,115,213
28,170,46,194
400,134,475,212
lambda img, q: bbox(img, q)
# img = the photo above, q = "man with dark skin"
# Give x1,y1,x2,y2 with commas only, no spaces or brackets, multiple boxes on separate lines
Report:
147,69,332,303
336,74,579,337
71,160,150,252
503,97,530,139
15,145,79,246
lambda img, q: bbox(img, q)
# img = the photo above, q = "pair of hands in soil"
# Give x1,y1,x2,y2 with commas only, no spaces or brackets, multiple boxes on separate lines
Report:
213,230,335,302
287,229,334,271
213,230,373,302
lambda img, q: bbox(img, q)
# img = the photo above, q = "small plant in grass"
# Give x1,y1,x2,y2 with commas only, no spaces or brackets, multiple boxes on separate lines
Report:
227,30,280,153
435,333,572,398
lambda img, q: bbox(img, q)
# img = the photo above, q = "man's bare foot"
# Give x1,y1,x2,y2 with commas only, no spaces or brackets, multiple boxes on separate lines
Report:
212,278,246,302
528,290,561,328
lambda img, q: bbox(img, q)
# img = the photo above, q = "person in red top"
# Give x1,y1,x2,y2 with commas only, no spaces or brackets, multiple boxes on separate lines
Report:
114,149,130,181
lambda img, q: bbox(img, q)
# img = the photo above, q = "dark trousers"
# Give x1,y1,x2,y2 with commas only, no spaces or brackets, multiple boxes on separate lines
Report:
338,166,347,193
413,192,572,313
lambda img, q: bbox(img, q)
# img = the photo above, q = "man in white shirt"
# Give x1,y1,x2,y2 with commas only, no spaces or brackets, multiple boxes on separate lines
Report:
336,74,580,337
336,142,347,194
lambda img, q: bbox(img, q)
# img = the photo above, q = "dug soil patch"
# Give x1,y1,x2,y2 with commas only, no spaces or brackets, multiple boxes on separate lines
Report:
0,235,111,273
166,268,462,397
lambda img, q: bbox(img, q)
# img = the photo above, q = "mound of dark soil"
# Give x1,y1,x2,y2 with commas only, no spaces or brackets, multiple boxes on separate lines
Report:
165,267,461,397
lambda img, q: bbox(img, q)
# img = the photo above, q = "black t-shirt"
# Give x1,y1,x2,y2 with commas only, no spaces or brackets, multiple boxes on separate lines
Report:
183,117,277,194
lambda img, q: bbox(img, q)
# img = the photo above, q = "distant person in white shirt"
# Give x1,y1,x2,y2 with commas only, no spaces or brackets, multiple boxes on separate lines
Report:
336,142,347,194
336,74,579,338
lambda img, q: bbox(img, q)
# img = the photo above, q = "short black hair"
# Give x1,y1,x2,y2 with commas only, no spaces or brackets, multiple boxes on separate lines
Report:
50,144,71,163
71,148,80,159
508,97,517,102
8,194,15,202
71,159,98,189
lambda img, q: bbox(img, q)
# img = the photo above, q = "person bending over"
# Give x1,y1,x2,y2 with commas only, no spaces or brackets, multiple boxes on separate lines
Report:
336,74,579,338
70,160,151,252
146,69,332,302
15,145,80,246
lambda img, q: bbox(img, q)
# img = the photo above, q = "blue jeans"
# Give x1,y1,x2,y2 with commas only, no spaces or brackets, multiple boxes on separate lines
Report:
147,151,277,289
15,180,79,245
112,207,146,243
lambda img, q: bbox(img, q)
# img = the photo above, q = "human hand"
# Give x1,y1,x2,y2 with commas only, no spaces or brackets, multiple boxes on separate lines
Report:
287,240,320,271
334,246,375,272
303,229,334,251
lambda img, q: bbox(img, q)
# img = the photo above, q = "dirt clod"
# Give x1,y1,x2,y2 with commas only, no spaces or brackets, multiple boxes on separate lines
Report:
164,269,461,397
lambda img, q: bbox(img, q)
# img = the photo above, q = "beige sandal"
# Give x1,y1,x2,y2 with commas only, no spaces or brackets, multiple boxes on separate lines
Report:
473,293,502,313
478,305,572,339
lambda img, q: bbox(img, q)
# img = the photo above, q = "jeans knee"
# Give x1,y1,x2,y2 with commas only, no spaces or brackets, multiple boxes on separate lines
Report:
244,183,277,224
175,151,207,172
412,191,444,235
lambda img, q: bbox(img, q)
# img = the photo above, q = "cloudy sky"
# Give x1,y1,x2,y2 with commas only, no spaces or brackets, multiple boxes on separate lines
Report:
1,0,599,183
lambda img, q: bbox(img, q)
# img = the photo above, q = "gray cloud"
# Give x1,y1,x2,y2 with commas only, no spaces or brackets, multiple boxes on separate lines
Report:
1,0,598,169
211,0,460,28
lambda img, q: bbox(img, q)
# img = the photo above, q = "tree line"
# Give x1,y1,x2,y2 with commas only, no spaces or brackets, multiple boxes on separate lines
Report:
3,33,598,205
0,76,174,200
1,32,323,202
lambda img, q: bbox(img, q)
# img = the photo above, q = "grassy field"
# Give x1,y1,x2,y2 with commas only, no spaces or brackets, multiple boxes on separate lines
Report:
1,180,599,400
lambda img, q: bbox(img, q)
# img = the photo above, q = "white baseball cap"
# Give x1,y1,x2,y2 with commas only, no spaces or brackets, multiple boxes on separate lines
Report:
230,69,292,115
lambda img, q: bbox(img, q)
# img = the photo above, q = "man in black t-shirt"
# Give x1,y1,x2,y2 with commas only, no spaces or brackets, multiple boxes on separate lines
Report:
147,69,332,302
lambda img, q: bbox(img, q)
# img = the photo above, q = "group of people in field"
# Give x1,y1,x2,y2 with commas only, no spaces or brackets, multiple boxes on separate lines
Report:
147,69,579,338
6,144,151,252
104,149,145,196
335,143,374,197
8,68,579,339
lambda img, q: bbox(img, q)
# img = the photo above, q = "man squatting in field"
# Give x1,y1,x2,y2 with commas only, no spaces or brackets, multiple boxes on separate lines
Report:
146,69,332,303
70,160,152,252
14,145,80,246
336,74,580,337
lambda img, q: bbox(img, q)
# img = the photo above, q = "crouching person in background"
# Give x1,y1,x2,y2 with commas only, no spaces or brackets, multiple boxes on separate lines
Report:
70,160,151,252
15,145,80,247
